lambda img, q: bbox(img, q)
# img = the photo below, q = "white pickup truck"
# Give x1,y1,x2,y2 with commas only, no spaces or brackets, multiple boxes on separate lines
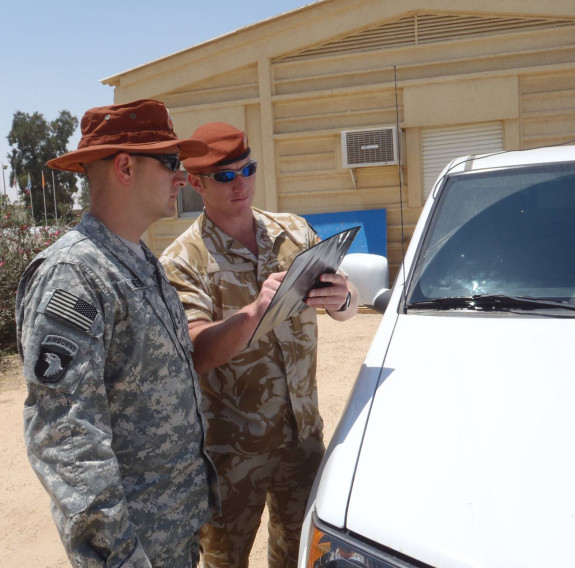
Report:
299,145,575,568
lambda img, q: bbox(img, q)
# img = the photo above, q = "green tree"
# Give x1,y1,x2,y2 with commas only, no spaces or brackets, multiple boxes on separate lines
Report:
7,110,79,223
77,174,91,211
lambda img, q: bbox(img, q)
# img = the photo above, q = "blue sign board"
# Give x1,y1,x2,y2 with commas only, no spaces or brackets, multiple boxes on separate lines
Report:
302,208,387,257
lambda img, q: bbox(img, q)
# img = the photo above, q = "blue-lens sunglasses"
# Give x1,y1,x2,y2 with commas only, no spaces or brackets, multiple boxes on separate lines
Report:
198,161,258,183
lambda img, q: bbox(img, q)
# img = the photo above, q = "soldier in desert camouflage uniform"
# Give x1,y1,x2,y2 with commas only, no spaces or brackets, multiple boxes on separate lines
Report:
16,100,217,568
160,122,359,568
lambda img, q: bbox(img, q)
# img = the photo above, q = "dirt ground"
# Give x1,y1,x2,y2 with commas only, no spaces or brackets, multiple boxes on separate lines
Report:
0,312,382,568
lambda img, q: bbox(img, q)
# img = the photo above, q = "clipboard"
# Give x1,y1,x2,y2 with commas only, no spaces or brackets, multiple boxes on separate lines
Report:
248,226,360,346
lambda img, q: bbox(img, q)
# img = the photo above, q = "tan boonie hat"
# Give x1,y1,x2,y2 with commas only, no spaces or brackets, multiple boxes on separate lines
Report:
183,122,250,174
48,99,208,174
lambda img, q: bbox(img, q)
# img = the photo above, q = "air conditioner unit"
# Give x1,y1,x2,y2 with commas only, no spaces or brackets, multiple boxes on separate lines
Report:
341,126,398,168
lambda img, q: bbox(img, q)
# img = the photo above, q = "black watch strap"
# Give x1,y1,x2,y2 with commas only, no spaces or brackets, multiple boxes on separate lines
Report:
337,291,352,312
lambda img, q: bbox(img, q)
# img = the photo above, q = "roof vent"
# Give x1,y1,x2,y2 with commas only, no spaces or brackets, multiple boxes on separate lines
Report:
341,126,398,168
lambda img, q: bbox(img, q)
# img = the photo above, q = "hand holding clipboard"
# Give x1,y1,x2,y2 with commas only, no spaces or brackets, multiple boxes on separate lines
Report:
248,226,360,346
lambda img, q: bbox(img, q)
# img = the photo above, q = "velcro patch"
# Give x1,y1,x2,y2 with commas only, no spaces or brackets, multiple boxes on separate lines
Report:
45,289,98,332
34,335,79,383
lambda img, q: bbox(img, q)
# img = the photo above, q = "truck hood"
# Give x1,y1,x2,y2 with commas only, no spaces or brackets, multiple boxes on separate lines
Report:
322,313,575,567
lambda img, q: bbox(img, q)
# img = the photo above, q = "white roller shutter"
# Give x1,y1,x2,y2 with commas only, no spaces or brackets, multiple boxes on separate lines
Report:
422,123,503,198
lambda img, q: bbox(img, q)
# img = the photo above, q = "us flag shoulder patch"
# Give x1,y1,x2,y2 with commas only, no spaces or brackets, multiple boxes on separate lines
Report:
45,289,98,332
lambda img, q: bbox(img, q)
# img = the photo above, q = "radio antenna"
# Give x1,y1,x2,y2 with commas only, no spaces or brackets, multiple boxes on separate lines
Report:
394,65,408,309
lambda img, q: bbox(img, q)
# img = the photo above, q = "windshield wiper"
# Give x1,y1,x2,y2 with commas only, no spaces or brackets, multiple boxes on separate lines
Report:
407,294,575,312
471,294,575,311
407,297,475,310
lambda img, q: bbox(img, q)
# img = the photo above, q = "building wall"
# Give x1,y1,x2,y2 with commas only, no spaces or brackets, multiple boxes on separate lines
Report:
105,2,575,280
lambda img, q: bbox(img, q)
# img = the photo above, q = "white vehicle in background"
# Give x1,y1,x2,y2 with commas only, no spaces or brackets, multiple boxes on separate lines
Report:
299,146,575,568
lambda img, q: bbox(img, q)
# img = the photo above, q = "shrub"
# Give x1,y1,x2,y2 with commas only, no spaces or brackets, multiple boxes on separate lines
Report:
0,208,76,350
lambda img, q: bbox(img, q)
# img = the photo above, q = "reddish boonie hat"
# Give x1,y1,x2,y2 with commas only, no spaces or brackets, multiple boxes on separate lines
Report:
183,122,250,174
48,99,208,174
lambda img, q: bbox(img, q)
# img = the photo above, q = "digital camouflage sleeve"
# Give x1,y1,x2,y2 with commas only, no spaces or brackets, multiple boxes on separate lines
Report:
16,214,214,568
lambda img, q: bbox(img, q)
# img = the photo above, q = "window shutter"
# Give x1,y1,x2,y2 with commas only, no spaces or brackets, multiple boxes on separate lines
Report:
422,123,503,199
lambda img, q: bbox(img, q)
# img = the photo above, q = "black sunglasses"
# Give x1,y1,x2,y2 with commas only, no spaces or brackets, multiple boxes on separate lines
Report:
198,161,258,183
128,153,182,172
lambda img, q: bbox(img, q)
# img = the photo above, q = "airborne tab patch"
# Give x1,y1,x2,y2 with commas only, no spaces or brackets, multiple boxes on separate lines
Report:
34,335,79,383
45,289,98,332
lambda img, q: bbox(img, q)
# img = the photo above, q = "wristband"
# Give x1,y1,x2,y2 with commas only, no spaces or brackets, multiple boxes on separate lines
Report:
336,290,352,312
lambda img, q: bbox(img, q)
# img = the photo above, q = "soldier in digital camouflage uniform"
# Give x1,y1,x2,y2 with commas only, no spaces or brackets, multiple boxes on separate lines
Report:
16,100,218,568
159,122,359,568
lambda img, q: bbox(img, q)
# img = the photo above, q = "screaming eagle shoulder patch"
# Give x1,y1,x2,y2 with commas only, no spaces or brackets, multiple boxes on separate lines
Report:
34,335,79,383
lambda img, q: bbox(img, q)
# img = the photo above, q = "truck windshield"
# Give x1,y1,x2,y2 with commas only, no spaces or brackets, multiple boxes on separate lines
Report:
406,161,575,307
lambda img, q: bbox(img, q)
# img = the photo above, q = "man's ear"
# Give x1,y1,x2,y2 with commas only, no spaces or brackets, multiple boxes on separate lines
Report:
113,152,135,186
188,173,205,194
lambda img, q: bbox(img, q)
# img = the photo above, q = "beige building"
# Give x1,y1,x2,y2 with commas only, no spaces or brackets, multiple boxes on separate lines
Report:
103,0,575,280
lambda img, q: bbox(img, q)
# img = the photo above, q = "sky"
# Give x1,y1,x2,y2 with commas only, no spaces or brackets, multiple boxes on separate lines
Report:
0,0,321,201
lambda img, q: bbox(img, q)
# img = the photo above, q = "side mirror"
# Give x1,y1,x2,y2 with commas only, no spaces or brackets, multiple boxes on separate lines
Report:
340,253,390,313
372,289,393,313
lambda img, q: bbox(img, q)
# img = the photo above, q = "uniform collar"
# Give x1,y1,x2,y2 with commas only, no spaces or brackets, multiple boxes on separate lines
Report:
198,207,286,259
77,213,158,279
199,209,253,261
